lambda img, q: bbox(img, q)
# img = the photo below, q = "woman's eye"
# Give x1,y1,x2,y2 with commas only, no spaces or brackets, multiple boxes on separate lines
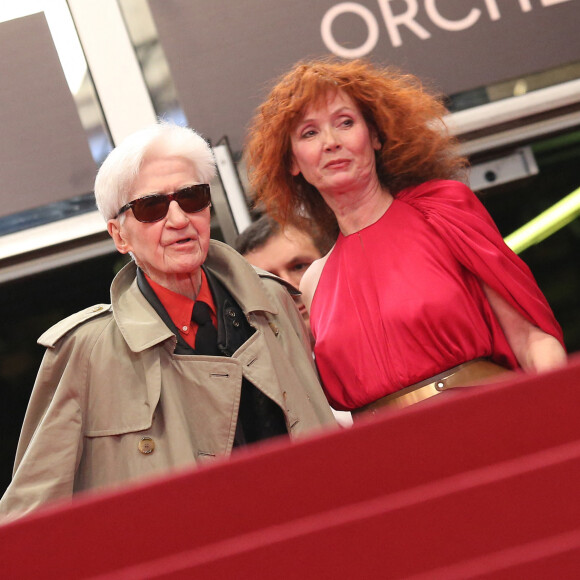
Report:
340,118,354,128
301,129,317,139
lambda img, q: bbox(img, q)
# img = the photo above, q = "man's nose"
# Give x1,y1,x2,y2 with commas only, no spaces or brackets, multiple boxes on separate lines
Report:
165,200,189,226
281,271,302,288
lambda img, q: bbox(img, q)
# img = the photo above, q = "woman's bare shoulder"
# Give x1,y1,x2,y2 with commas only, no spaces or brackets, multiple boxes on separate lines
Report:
299,249,333,311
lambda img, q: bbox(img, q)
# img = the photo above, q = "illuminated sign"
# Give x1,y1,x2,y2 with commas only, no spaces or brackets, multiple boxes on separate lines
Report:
149,0,579,151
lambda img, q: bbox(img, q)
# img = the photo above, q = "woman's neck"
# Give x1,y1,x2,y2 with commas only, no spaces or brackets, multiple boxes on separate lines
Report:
323,183,394,236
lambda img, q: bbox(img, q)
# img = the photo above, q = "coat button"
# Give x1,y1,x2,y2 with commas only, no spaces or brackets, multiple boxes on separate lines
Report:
138,436,155,454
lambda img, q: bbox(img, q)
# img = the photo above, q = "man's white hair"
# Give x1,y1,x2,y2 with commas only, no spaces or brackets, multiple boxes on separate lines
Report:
94,121,216,221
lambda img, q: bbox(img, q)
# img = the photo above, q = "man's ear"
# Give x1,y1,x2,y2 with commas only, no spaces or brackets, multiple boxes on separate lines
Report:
107,219,131,254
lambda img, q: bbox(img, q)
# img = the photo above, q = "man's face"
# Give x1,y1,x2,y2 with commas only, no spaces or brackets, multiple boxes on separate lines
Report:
244,227,322,322
107,154,211,291
244,227,321,288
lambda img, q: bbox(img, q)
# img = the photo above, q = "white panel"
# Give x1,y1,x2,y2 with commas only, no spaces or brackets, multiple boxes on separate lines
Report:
469,147,539,191
67,0,157,144
446,78,580,138
213,144,252,235
0,212,107,261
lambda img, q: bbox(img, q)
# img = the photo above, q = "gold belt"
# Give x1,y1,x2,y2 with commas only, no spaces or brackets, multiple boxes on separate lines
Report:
353,358,514,417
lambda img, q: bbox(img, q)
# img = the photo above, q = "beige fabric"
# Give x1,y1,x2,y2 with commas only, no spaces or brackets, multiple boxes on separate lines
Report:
0,240,336,520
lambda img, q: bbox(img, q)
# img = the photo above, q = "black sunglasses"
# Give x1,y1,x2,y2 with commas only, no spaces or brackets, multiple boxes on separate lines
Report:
116,184,211,223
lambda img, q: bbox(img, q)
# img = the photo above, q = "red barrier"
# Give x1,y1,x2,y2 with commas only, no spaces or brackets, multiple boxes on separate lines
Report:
1,354,580,579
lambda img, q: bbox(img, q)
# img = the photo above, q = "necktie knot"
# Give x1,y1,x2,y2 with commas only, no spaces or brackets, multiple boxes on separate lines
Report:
192,301,212,325
192,301,219,355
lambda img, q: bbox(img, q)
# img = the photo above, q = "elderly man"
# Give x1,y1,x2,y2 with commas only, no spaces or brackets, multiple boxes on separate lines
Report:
0,122,335,520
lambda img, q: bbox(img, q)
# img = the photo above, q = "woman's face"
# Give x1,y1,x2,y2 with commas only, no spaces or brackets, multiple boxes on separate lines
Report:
290,90,381,197
107,154,211,289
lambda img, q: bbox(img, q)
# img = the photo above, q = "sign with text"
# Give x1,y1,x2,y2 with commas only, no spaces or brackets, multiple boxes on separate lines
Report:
149,0,579,152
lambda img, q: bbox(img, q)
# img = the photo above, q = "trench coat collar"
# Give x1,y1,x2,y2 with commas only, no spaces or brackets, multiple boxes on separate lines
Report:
112,239,282,353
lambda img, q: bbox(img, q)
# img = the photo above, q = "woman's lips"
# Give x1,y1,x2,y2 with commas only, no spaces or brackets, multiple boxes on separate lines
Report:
324,159,350,170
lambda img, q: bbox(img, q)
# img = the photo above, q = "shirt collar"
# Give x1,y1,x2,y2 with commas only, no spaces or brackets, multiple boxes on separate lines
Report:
144,270,217,333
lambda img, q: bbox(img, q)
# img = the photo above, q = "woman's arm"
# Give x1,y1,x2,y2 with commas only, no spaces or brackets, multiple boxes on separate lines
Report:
483,284,567,373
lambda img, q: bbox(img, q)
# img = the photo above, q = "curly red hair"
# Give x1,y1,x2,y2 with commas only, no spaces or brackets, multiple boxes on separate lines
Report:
244,57,467,231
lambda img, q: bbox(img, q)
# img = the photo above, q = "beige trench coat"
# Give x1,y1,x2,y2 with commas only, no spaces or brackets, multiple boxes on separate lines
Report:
0,240,336,519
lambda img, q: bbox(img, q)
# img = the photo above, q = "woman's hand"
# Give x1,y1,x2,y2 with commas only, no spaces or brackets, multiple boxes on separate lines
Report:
483,284,567,373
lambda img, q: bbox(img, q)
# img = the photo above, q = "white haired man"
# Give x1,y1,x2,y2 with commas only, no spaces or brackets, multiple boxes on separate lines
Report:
0,122,336,521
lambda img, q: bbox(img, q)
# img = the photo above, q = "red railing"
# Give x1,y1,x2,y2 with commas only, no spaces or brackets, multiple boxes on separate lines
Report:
2,354,580,579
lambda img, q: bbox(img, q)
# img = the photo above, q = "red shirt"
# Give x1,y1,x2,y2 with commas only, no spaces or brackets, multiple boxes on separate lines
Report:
145,270,217,350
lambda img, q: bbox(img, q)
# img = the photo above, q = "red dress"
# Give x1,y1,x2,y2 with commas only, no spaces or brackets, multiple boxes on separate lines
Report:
310,180,564,411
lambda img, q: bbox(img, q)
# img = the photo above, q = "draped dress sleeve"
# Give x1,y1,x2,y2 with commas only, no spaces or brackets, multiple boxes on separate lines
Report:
398,180,564,346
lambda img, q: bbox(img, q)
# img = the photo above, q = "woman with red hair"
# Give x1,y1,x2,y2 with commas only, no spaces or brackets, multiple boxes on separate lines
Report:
245,58,566,417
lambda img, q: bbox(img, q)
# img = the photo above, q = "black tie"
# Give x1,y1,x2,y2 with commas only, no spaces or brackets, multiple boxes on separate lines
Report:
192,301,219,355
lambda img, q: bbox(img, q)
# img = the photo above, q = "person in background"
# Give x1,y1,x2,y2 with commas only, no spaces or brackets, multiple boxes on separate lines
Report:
234,214,332,327
235,215,352,427
244,57,567,419
0,122,336,521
